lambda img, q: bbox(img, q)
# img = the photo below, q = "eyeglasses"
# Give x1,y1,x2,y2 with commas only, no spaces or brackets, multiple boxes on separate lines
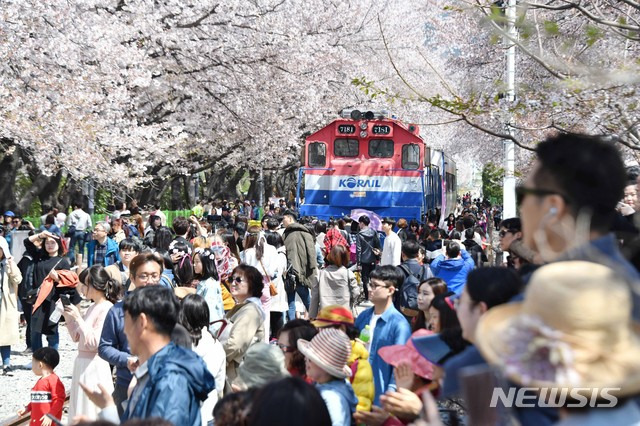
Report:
368,281,391,290
515,186,563,205
230,276,245,284
277,342,295,353
136,273,160,282
498,230,513,238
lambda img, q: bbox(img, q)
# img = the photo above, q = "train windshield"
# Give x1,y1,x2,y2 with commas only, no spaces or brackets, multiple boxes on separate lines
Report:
334,139,359,157
308,142,326,167
402,144,420,170
369,139,394,158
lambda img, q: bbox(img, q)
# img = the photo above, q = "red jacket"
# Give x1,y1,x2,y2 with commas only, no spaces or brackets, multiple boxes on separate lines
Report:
26,373,65,425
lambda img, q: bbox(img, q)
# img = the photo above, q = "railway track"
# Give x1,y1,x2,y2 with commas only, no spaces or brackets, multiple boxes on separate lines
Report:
1,392,70,426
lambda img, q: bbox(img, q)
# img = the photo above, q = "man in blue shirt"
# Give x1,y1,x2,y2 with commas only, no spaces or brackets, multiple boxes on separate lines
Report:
355,265,412,405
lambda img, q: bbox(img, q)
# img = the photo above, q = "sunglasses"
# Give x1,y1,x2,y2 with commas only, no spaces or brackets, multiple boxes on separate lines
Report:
230,276,245,284
498,230,512,238
515,186,563,205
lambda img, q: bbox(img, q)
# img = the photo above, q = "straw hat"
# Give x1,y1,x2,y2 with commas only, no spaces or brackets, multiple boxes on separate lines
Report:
378,329,435,380
298,328,352,379
312,305,354,328
476,261,640,397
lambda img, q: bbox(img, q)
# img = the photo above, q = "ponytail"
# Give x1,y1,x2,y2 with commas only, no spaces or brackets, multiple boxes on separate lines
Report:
104,278,123,304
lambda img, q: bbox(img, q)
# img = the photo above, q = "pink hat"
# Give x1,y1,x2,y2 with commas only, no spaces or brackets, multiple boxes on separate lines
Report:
298,328,353,379
378,329,435,380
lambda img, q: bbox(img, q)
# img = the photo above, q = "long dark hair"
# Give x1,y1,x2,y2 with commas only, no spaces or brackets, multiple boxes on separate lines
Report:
179,294,210,346
153,226,174,252
85,265,123,304
171,240,194,286
413,278,448,332
429,292,460,332
194,248,220,281
277,319,317,377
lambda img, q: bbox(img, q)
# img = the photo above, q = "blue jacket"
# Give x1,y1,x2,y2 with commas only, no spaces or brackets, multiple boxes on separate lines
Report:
98,301,132,388
355,304,411,405
122,343,215,426
317,379,358,426
430,250,475,295
87,237,120,267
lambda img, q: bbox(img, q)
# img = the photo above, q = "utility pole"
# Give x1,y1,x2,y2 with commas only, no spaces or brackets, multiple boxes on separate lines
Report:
502,0,517,219
257,167,265,207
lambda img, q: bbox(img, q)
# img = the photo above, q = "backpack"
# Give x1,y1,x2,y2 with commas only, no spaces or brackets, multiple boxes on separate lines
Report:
396,263,432,313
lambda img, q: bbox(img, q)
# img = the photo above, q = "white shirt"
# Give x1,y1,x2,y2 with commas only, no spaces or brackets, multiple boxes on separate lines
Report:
366,314,381,352
381,231,402,266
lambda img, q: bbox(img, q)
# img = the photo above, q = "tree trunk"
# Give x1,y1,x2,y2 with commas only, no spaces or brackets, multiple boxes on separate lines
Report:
0,142,20,212
38,171,64,211
170,177,183,210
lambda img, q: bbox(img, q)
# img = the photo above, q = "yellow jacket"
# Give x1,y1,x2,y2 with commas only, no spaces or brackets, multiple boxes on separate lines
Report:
349,340,375,412
221,280,236,311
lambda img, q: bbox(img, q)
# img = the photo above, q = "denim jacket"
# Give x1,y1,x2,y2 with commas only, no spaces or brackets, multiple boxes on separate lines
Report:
355,304,411,405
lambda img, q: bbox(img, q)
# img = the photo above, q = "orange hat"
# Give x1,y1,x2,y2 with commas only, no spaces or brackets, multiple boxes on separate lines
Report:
312,305,354,328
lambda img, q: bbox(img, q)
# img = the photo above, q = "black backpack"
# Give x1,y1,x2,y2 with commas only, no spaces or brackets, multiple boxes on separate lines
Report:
396,263,432,312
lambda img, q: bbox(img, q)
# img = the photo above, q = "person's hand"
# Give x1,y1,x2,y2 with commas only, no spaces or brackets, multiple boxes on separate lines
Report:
39,230,55,240
372,248,381,256
79,382,114,410
353,405,390,426
64,303,81,320
16,408,26,416
394,362,415,390
380,388,423,421
127,356,139,372
407,391,445,426
170,252,182,263
40,415,52,426
189,215,198,223
48,269,59,282
618,202,636,216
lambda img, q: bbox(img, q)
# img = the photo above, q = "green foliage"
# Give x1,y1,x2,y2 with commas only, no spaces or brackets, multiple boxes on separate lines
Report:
482,162,504,201
544,20,559,35
586,25,604,46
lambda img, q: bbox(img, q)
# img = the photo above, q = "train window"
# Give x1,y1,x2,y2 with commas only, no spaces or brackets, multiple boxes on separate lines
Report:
334,139,359,157
369,139,394,158
308,142,326,167
402,144,420,170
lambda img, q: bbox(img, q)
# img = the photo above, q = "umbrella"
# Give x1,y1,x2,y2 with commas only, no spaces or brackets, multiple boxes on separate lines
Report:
350,209,382,231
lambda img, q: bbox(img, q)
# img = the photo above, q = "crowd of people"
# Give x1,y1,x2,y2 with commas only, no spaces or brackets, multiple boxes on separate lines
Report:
1,132,640,425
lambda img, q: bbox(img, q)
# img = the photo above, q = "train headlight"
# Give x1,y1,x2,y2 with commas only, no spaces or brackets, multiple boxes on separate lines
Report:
350,110,362,120
359,122,367,130
365,111,374,120
360,131,368,138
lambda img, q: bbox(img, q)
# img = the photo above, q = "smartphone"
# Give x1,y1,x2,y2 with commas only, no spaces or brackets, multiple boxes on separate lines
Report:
45,413,64,426
60,295,71,307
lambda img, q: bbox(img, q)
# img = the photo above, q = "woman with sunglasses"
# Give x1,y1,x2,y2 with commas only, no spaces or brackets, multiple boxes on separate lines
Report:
222,264,266,382
276,319,317,382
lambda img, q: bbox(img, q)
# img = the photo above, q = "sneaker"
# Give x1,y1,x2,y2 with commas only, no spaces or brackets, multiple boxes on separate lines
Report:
2,365,14,376
21,347,32,355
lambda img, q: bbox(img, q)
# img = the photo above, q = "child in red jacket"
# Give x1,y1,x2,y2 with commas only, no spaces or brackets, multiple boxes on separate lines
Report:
17,347,66,426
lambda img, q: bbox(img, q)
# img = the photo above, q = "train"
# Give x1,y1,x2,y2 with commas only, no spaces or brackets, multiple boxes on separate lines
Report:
296,109,457,222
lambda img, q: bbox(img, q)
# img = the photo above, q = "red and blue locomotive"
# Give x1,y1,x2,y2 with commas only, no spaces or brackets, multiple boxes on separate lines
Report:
297,109,457,221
